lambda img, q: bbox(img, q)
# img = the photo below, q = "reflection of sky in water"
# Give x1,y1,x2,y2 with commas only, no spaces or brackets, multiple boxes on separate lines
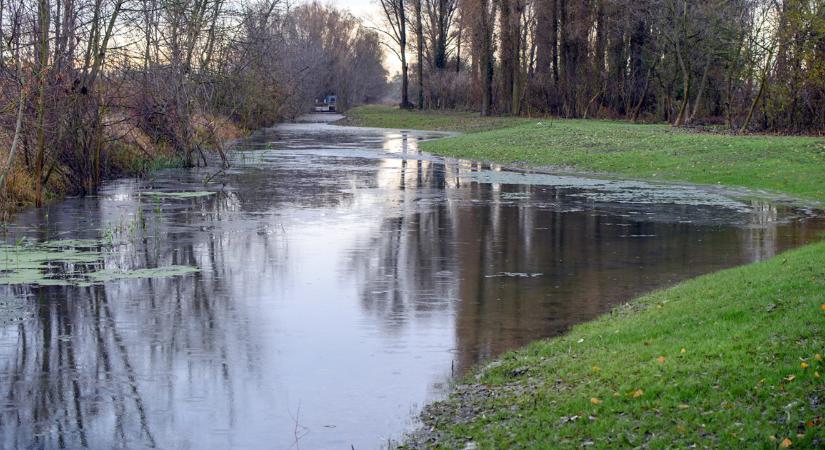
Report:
0,120,822,449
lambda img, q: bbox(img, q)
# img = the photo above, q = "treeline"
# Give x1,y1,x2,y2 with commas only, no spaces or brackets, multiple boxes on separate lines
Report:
380,0,825,131
0,0,387,207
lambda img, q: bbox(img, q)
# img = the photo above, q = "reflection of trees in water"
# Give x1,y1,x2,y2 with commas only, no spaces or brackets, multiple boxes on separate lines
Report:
0,259,253,447
1,284,159,447
344,159,825,373
0,185,293,448
443,183,825,373
348,155,456,333
349,211,457,332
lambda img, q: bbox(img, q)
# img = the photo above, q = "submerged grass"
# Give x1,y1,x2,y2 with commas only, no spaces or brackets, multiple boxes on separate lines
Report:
343,107,825,448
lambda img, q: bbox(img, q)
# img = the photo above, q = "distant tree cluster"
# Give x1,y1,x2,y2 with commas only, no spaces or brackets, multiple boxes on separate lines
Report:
0,0,387,206
380,0,825,131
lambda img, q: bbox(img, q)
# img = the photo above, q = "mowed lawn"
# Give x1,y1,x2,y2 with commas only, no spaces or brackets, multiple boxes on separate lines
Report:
341,104,526,133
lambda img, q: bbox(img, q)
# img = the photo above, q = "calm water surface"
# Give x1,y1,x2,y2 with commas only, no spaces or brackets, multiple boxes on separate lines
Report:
0,119,823,448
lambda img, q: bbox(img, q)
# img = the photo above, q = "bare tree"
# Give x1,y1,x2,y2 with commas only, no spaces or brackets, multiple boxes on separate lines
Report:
378,0,413,108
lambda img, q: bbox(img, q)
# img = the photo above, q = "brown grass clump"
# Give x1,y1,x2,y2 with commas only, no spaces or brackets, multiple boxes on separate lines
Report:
192,112,247,146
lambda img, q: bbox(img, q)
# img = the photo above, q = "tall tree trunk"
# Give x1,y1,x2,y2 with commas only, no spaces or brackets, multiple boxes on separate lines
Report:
594,0,606,82
479,0,495,116
688,56,711,124
433,0,450,70
510,1,524,114
673,47,690,127
498,0,514,113
400,0,412,108
34,0,50,207
534,0,554,76
629,18,648,114
456,18,462,73
630,64,654,123
741,47,774,133
415,0,424,109
550,0,559,86
0,75,26,198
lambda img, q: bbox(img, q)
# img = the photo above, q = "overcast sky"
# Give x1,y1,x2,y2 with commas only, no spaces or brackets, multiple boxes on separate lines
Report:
304,0,402,73
316,0,379,20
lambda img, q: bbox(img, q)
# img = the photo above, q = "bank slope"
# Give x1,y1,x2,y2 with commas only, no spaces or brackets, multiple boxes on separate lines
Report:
414,240,824,448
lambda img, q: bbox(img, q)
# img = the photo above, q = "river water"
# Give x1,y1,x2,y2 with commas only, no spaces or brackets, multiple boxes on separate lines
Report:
0,119,822,449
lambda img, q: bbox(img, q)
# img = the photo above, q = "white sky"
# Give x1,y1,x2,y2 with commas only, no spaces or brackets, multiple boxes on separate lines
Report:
309,0,380,20
299,0,403,73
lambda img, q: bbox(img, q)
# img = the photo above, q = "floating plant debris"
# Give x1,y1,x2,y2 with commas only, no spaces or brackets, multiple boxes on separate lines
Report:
485,272,544,278
0,240,198,286
143,191,216,199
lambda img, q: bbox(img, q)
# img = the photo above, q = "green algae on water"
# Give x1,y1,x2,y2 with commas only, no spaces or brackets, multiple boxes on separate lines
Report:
0,240,199,286
0,243,103,285
42,239,104,249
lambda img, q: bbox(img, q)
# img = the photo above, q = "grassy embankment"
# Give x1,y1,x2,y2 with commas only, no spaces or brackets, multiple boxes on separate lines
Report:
346,105,825,448
346,105,825,202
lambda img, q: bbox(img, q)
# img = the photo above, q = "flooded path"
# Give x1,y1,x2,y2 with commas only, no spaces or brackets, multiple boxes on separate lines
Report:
1,118,823,448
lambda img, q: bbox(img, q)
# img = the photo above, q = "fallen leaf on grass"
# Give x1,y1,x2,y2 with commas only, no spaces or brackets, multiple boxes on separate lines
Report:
590,397,603,405
801,362,809,369
631,389,644,398
680,348,686,353
658,356,666,364
780,437,792,448
559,415,580,425
815,354,822,361
677,404,689,409
785,375,796,382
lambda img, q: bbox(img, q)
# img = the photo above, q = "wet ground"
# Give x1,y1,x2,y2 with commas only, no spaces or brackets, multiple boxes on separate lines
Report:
0,117,823,448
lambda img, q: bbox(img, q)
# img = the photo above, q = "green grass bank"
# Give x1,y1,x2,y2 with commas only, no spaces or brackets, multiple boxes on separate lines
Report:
344,106,825,448
346,105,825,203
340,104,525,134
416,242,824,448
